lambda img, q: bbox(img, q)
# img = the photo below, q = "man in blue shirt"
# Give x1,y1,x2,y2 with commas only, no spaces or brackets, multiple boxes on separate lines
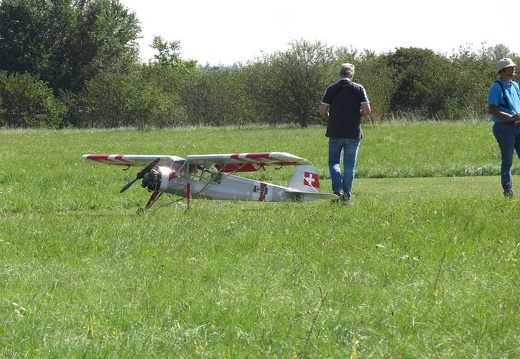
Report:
488,57,520,197
319,63,371,202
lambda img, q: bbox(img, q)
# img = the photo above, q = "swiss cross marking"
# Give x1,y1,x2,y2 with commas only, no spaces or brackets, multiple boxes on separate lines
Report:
304,172,319,188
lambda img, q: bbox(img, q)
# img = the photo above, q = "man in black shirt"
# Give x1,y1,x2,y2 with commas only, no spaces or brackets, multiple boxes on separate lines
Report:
319,63,371,202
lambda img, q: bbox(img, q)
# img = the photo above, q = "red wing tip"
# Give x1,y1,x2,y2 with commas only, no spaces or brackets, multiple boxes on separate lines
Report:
83,154,110,160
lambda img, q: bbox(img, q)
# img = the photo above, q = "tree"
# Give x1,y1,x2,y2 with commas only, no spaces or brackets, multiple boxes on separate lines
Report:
352,50,394,121
383,47,463,119
0,0,140,94
150,36,199,73
448,46,495,120
481,43,514,63
245,40,336,128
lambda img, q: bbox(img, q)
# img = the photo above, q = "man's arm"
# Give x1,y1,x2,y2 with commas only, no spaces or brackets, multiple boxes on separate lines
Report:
360,103,371,117
488,105,520,121
319,104,330,120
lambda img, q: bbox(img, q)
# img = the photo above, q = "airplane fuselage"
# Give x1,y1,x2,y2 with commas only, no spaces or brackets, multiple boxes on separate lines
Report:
152,165,297,201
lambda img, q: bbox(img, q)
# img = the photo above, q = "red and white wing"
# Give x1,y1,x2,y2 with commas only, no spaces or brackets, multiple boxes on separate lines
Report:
186,152,311,172
81,154,184,167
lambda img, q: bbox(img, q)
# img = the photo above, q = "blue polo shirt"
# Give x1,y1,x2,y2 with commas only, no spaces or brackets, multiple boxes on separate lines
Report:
488,78,520,122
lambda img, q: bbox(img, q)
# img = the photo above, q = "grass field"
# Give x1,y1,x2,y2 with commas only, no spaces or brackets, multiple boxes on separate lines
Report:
1,122,519,358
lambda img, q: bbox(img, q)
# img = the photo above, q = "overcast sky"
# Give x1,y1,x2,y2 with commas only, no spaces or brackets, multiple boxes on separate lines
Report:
119,0,520,65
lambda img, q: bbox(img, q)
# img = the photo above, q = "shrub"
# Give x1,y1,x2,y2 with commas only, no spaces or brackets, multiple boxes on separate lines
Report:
79,72,186,129
0,71,66,128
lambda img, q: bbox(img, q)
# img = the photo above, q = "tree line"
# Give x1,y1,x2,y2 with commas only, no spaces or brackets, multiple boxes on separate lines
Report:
0,0,517,129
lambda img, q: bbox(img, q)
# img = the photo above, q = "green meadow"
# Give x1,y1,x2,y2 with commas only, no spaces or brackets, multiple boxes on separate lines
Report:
1,122,519,358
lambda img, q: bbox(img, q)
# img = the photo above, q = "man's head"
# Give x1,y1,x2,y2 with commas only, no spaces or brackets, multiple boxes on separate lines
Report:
497,58,516,74
339,63,355,78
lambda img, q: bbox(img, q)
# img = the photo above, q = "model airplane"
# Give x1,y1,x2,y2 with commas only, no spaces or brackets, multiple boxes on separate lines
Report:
81,152,338,210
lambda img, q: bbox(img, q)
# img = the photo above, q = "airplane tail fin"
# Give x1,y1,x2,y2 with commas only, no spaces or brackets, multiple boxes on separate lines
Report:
286,165,338,201
288,165,321,192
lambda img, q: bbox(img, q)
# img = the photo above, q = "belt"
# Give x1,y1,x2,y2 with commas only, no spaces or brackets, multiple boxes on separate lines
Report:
494,121,515,126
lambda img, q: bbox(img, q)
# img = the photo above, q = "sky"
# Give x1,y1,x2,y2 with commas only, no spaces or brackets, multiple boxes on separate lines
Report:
120,0,520,66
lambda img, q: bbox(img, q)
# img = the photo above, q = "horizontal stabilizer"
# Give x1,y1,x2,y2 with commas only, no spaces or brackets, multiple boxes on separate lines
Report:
286,189,339,201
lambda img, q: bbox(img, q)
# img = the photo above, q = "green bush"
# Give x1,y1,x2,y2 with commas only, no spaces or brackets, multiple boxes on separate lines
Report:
0,71,66,128
178,67,256,126
79,72,187,129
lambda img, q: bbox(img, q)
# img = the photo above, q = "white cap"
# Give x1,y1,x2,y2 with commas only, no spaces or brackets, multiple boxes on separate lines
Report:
496,58,516,72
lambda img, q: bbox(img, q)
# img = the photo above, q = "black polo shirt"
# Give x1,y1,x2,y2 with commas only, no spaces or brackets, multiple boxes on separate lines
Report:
321,79,369,139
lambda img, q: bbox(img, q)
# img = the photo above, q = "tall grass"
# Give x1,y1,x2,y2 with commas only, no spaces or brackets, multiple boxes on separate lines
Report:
1,122,519,358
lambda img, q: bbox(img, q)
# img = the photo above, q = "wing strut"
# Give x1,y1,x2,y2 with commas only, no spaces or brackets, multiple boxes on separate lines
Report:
187,183,192,209
193,161,250,196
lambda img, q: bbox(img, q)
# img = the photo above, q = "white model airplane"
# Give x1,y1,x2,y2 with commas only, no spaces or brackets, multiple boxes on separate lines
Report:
82,152,338,210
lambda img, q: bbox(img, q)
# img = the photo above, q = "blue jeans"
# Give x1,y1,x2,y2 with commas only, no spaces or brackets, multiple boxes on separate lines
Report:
328,137,361,199
493,124,520,191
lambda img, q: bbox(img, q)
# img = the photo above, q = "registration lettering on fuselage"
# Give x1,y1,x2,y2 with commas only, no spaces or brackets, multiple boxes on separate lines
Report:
253,183,269,201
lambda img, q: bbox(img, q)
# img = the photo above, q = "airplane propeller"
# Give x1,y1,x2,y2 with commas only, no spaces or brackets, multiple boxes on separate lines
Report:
120,158,161,193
